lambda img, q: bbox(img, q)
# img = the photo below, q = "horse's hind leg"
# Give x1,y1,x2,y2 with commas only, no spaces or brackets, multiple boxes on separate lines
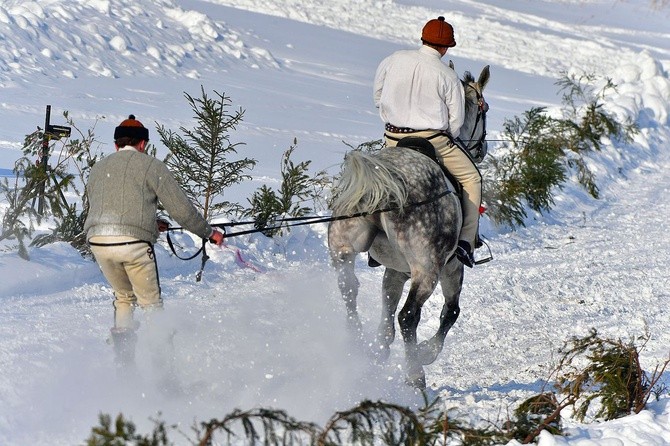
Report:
332,250,363,334
398,270,439,389
329,219,377,335
418,257,463,365
375,268,409,361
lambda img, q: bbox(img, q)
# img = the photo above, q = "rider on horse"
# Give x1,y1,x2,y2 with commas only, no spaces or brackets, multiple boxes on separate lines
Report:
373,16,482,268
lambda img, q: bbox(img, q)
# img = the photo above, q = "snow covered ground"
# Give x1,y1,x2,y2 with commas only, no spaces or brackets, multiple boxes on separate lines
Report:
1,0,669,444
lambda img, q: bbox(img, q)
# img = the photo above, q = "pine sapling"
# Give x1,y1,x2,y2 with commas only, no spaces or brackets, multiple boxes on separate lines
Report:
156,86,256,220
243,139,328,237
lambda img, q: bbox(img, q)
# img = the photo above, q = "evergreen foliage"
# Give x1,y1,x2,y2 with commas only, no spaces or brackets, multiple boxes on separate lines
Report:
31,112,103,255
0,154,38,259
501,329,669,444
554,73,637,197
196,408,320,445
86,398,512,446
483,107,566,227
554,328,669,422
86,413,170,446
320,400,429,445
0,113,103,259
243,139,329,237
156,86,256,219
84,329,670,446
483,72,638,228
350,138,385,154
510,392,562,443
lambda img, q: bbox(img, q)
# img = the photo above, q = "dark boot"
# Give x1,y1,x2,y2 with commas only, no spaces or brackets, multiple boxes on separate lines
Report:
455,240,475,268
110,327,137,369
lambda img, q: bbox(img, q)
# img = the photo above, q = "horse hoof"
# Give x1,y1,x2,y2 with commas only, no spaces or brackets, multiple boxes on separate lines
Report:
417,340,441,365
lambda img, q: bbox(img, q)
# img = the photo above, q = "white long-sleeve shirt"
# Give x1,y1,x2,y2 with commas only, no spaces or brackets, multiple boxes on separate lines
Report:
373,45,465,137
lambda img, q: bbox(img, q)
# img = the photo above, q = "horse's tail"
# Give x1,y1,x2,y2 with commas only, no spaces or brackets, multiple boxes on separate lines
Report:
331,150,408,216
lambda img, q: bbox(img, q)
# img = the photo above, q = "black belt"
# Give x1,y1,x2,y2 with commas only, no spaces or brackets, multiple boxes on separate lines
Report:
385,123,427,134
89,239,150,247
384,124,457,143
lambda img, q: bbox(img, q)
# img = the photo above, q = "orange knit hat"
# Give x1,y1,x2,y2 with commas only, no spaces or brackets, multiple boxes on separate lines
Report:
421,16,456,48
114,114,149,141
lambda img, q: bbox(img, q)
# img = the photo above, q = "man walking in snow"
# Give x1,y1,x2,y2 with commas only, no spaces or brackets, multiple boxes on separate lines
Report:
84,115,224,367
373,16,482,268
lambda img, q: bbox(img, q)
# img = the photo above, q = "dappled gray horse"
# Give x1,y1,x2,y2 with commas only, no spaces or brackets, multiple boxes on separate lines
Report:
328,65,490,389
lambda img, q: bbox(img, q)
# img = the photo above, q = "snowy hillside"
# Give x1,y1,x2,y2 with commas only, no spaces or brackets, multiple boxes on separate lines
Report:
1,0,670,445
0,0,278,81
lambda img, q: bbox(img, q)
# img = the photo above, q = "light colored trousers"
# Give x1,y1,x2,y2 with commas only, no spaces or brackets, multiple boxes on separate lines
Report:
89,236,163,330
384,130,482,249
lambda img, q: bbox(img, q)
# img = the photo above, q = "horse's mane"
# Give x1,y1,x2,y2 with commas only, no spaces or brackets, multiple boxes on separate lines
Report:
331,150,408,216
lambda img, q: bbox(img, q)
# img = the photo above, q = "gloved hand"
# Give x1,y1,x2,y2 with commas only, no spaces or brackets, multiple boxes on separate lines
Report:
156,219,170,232
209,228,225,246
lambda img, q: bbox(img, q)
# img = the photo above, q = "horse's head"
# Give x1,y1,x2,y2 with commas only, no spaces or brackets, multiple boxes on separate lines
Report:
451,63,490,163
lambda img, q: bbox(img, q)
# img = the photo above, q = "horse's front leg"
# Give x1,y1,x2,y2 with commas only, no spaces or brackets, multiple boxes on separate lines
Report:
398,271,439,389
374,269,409,361
418,257,463,365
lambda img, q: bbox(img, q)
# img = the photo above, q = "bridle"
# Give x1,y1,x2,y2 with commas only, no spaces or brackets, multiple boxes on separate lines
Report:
459,84,489,163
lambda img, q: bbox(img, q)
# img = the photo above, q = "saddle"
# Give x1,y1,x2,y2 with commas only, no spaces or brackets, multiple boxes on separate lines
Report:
395,136,488,253
395,136,462,197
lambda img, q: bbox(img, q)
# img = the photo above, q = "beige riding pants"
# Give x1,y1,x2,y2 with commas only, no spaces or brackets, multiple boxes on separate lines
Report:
89,235,162,330
384,130,482,249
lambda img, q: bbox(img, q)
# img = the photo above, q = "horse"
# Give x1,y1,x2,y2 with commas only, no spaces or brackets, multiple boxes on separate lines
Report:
327,65,490,389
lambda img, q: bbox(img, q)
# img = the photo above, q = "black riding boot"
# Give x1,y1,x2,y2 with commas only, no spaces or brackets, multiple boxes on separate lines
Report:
456,240,475,268
110,327,138,369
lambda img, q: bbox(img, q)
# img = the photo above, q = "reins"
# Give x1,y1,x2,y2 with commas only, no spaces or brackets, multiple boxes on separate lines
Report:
168,189,452,241
458,87,489,161
164,189,452,279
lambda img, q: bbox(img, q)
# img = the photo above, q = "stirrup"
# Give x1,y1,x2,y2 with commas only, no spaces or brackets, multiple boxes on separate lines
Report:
474,236,493,265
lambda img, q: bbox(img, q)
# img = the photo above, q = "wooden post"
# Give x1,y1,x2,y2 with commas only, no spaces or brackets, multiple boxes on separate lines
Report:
36,105,52,216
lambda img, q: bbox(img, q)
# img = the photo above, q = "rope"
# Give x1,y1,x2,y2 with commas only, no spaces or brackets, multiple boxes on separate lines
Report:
166,232,205,261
